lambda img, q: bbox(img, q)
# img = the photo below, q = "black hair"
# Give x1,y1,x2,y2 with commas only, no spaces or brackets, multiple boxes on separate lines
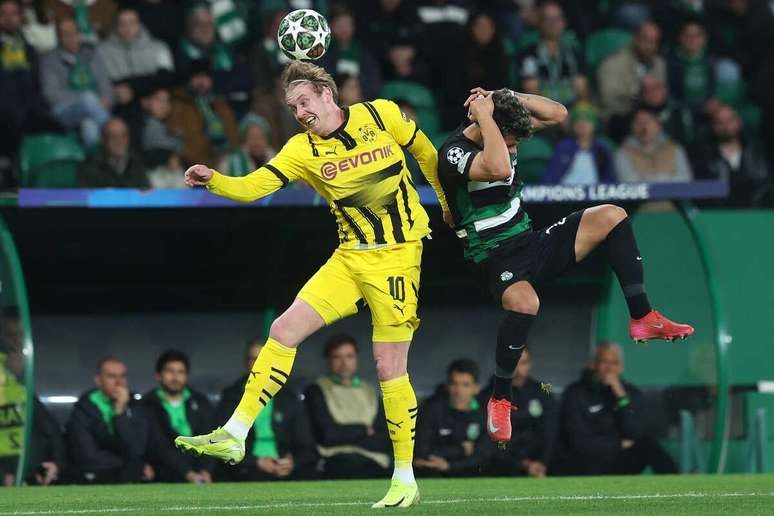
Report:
680,16,706,32
323,333,358,358
155,349,190,373
447,358,480,383
491,88,533,140
334,72,357,89
96,356,124,374
329,3,353,22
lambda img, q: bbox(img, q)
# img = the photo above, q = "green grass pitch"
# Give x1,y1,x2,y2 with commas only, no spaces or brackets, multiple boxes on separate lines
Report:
2,474,773,515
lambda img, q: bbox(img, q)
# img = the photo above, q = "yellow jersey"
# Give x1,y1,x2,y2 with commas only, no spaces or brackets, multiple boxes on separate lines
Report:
207,99,449,249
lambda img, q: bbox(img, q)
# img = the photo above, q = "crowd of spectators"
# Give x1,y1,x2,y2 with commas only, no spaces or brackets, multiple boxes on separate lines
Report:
1,0,773,207
1,320,677,485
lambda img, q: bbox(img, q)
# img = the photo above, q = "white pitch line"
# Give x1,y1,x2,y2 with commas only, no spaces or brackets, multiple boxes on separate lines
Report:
2,491,774,515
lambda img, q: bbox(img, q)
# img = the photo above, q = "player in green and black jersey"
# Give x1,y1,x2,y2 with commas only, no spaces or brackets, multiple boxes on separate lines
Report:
437,87,694,446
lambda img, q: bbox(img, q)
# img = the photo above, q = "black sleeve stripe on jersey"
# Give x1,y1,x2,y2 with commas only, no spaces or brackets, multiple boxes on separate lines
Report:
402,126,419,149
307,133,319,157
335,130,357,150
363,101,386,131
398,177,414,229
386,198,406,243
356,207,386,244
265,164,289,187
335,205,368,244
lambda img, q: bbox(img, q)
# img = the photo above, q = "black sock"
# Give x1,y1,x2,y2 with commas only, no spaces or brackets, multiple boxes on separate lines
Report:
604,217,652,319
493,312,536,401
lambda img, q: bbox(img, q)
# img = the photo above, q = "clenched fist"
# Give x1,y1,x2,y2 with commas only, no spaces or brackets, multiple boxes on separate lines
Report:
184,165,213,187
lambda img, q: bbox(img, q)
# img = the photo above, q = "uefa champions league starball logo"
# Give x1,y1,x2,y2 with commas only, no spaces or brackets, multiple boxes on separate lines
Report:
447,147,464,165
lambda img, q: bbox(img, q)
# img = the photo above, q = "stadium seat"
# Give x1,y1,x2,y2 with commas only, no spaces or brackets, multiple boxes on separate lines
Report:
19,134,85,188
585,28,632,73
380,81,441,141
716,78,747,107
516,135,553,184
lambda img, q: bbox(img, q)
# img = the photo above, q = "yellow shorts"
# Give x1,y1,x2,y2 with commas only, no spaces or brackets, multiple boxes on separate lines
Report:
297,240,422,343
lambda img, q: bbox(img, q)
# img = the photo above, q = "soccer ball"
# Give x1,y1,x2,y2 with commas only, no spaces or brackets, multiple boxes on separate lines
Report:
277,9,331,61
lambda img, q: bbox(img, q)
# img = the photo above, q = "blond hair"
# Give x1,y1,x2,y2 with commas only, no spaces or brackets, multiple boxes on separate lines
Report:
280,61,339,104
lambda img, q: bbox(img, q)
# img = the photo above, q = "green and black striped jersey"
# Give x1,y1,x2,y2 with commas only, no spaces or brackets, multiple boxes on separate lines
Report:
438,124,532,263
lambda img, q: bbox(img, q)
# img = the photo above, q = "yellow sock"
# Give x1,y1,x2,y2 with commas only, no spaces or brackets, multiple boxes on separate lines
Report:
380,374,418,470
226,338,296,438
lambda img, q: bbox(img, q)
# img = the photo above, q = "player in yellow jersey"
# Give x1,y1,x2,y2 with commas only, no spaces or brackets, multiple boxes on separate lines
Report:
175,61,449,508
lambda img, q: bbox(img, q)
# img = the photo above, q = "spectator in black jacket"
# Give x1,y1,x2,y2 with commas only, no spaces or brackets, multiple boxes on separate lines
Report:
26,398,68,485
463,12,509,93
357,0,427,83
78,117,149,188
66,357,153,484
143,349,216,483
693,104,772,207
305,333,391,479
554,343,677,475
216,337,318,482
414,359,493,477
478,349,557,477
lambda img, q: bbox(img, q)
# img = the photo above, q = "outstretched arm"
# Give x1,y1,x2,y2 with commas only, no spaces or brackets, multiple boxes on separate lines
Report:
185,164,287,203
185,138,305,202
464,87,568,133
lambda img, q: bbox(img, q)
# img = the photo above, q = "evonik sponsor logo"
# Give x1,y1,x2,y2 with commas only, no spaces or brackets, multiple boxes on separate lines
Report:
320,145,395,180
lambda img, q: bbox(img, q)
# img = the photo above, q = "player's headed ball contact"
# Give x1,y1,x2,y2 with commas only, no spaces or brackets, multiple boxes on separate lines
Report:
277,9,331,62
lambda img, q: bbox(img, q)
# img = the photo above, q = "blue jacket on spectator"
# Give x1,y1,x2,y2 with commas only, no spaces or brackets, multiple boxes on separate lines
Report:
542,137,617,185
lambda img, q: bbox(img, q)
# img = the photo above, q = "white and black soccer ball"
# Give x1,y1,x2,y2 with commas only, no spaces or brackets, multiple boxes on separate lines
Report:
277,9,331,61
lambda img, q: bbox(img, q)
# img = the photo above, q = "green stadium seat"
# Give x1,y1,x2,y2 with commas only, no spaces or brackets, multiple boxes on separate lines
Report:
716,78,747,107
381,81,435,110
380,80,441,139
585,28,632,72
516,135,553,184
20,134,85,188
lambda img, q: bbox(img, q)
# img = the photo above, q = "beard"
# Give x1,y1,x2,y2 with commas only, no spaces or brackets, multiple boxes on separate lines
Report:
715,132,737,144
163,384,184,396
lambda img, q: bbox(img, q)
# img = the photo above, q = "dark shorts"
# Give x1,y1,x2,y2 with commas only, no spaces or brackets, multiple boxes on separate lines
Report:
477,210,585,302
